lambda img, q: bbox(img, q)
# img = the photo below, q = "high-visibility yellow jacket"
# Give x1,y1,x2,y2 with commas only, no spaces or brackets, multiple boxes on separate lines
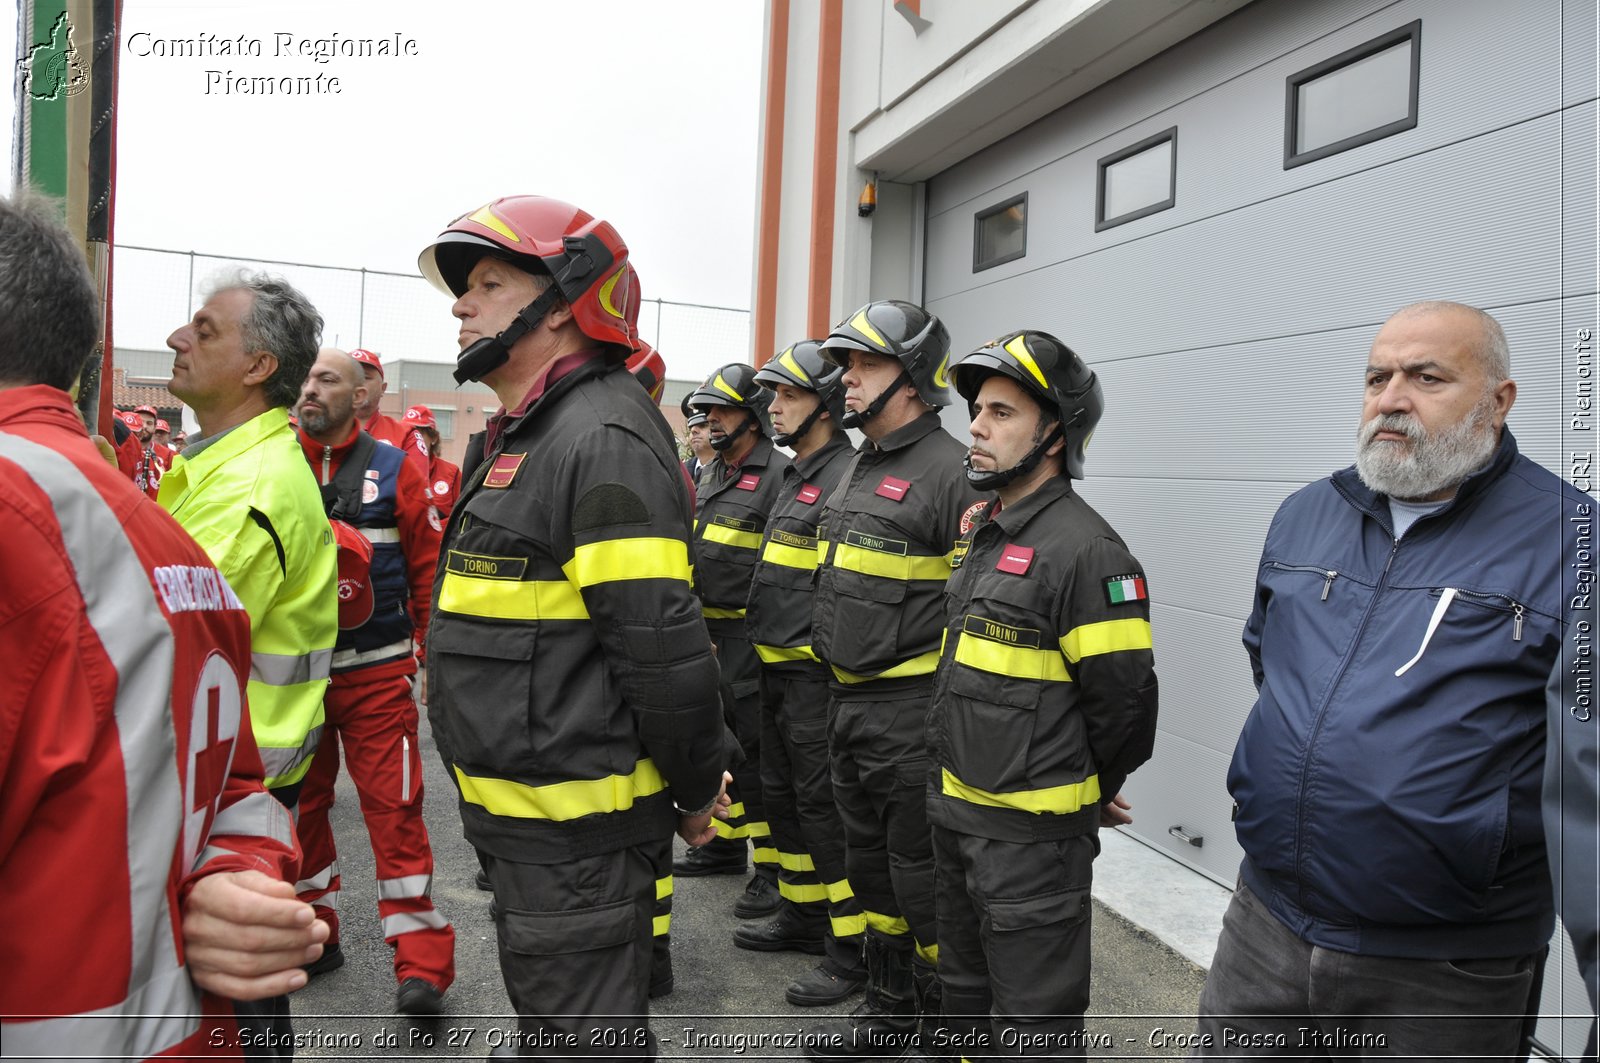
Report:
159,406,336,789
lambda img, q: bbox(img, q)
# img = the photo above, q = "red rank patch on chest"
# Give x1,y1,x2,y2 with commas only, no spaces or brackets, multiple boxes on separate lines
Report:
483,452,526,489
875,476,911,502
795,482,822,505
736,473,761,491
995,545,1035,575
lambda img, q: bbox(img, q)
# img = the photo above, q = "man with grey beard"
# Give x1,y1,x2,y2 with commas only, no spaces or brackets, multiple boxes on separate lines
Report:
1192,302,1591,1060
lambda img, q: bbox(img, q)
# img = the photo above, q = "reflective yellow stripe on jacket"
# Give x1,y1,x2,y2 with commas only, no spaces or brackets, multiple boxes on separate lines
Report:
437,538,693,622
940,767,1102,816
831,542,954,582
830,649,942,685
455,758,666,820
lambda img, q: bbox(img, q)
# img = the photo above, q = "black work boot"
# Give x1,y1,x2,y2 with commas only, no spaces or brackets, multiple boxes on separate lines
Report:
672,836,747,877
733,871,781,918
803,935,919,1060
733,902,826,954
901,959,952,1063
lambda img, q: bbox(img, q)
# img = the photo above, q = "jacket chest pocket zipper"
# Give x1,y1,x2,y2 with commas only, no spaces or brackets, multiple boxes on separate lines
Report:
1265,562,1339,600
1432,588,1525,641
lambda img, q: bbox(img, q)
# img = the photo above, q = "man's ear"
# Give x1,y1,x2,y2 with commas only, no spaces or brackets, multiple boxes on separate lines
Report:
353,381,370,410
243,351,279,388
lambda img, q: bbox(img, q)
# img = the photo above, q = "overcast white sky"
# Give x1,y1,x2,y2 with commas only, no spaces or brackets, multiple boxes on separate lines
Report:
6,0,763,380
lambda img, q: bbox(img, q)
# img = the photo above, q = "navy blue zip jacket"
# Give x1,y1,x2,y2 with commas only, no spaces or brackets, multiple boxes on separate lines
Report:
1231,428,1589,959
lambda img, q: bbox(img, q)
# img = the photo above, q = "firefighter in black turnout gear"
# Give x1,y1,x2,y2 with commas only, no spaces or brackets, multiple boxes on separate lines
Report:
418,195,728,1060
736,341,868,1006
930,330,1158,1061
675,362,791,921
806,301,984,1060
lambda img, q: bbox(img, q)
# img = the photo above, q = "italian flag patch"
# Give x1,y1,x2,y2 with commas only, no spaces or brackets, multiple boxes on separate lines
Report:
1104,573,1148,605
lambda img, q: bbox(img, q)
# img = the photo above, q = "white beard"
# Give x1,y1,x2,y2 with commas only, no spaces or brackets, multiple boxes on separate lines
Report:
1355,396,1498,501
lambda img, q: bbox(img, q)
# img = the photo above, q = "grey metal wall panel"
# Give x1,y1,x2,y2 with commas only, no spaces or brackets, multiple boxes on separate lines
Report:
1122,731,1242,883
921,0,1596,1045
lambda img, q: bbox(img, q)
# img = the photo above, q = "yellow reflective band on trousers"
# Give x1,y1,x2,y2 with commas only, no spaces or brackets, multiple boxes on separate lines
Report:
1060,617,1152,663
825,878,856,904
865,911,910,936
656,876,674,901
831,649,942,685
832,543,953,582
940,767,1101,816
703,605,747,620
777,850,817,873
916,942,939,964
761,538,818,571
438,572,588,621
952,631,1070,682
453,758,665,820
563,537,692,589
833,912,868,937
780,880,830,904
756,642,820,664
701,522,763,551
653,914,670,936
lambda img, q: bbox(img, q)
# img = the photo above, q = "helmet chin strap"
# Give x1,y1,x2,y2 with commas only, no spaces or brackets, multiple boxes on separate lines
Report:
710,411,758,452
452,281,566,385
840,368,911,429
772,395,826,447
965,422,1064,490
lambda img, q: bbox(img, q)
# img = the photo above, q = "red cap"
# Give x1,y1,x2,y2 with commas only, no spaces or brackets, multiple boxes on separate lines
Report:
404,404,437,430
119,410,143,429
134,404,159,418
155,419,171,432
350,349,384,377
331,520,375,630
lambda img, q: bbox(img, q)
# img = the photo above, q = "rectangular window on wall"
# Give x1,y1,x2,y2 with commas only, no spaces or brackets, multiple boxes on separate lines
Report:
1285,21,1420,168
432,408,456,439
973,194,1027,272
1096,127,1177,232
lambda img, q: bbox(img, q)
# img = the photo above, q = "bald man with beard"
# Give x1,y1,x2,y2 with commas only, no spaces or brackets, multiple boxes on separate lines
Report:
293,347,454,1015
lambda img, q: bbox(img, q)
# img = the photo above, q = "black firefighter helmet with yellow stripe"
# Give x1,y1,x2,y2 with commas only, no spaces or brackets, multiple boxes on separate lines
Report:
949,329,1103,483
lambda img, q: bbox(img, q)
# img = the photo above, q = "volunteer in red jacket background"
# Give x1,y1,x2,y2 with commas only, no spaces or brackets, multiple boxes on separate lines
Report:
294,347,455,1016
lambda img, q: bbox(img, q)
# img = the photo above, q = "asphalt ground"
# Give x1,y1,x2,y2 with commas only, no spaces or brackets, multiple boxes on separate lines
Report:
286,698,1209,1061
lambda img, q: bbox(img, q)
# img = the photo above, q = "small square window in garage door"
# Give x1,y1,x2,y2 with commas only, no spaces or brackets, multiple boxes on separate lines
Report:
1095,127,1178,232
1285,20,1421,169
973,193,1028,272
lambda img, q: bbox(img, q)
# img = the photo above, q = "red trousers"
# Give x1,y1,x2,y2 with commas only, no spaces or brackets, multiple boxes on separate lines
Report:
296,669,455,989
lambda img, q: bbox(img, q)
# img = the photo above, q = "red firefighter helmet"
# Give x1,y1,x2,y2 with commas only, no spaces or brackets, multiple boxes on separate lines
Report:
626,342,667,403
418,195,637,352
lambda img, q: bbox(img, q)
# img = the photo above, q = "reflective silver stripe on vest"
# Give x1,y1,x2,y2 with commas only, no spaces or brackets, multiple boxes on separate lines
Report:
251,646,333,686
383,909,449,937
259,723,324,781
361,526,401,544
332,637,413,670
378,873,434,900
0,434,202,1056
208,788,295,852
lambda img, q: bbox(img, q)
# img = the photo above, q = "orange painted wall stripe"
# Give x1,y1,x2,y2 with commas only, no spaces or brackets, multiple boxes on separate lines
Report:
752,0,791,368
805,0,844,341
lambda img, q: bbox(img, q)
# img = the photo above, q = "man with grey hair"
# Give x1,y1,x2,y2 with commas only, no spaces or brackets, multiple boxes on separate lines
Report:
159,270,338,809
1191,301,1589,1058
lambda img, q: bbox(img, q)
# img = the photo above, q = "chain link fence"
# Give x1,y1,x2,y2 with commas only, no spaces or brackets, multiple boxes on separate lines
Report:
112,245,752,382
